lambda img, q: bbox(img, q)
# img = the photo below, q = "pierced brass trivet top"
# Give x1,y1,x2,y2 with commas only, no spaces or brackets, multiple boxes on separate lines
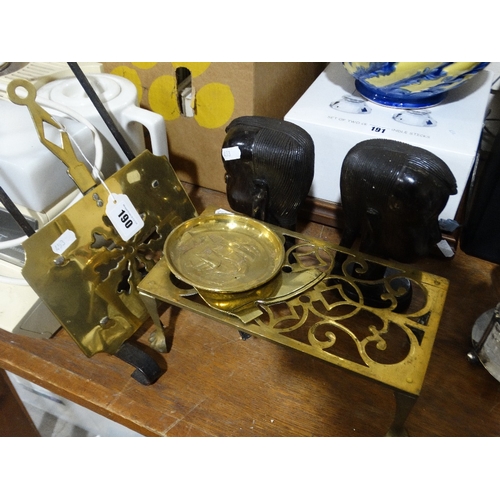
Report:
139,215,449,397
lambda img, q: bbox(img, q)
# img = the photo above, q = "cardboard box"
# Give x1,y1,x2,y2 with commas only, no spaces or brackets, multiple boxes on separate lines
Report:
285,62,494,223
102,62,327,193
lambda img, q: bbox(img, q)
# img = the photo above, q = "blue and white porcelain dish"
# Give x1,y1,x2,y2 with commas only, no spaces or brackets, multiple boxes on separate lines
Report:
343,62,490,109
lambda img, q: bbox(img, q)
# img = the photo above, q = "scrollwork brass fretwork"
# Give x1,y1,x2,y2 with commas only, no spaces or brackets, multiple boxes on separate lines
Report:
139,220,448,396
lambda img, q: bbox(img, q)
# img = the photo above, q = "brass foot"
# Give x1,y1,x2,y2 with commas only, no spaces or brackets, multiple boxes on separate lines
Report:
149,329,167,353
386,390,417,437
140,292,168,353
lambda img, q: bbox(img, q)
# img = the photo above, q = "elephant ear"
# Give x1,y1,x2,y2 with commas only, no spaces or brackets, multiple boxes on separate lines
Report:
251,179,269,222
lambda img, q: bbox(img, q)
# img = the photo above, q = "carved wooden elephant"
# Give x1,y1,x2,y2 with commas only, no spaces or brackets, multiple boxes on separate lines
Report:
339,138,457,264
221,116,314,230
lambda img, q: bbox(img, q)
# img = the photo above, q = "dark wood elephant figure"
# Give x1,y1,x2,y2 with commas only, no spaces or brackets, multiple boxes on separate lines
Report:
221,116,314,231
339,138,457,264
335,138,457,309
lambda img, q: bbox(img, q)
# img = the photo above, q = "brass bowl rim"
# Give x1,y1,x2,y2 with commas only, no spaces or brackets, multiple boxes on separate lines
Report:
164,213,285,293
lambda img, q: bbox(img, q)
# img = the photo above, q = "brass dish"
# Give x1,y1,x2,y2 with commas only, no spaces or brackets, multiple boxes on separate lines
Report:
164,213,285,293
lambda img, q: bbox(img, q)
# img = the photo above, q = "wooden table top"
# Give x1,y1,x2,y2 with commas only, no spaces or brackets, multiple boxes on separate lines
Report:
2,186,500,436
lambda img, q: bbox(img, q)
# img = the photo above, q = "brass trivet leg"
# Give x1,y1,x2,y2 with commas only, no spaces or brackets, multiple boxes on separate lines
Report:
386,390,417,437
140,293,168,353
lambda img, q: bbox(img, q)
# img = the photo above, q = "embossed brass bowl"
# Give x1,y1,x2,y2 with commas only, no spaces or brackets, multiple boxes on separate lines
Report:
164,213,285,294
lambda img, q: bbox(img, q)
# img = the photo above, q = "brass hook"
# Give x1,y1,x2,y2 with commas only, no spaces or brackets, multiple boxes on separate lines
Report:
7,78,96,194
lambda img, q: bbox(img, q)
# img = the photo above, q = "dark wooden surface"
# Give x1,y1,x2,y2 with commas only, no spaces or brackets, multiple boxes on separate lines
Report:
1,184,500,437
0,369,39,437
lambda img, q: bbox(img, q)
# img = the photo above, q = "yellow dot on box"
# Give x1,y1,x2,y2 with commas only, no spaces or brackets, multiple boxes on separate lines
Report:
131,62,157,70
110,66,143,102
194,83,235,129
148,75,180,121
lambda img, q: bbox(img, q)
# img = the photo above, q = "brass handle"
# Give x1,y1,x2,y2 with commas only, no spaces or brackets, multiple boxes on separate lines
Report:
7,78,96,194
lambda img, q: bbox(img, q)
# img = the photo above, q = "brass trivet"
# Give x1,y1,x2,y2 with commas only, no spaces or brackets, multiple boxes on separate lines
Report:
138,214,449,435
21,151,197,357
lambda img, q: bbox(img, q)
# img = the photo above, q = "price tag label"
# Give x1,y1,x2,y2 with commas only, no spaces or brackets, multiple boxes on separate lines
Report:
437,239,455,258
106,193,144,241
51,229,77,255
215,208,233,215
221,146,241,161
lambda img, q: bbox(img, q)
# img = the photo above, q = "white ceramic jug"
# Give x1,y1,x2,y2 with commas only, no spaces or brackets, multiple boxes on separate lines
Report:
0,98,94,212
38,73,169,178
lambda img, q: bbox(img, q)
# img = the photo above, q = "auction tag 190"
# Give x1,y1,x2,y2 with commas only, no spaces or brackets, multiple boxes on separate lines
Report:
106,193,144,241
